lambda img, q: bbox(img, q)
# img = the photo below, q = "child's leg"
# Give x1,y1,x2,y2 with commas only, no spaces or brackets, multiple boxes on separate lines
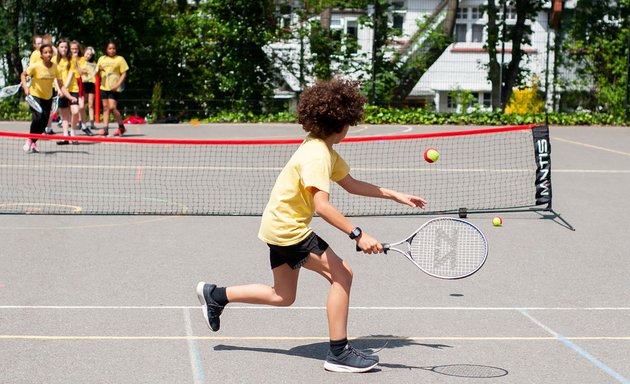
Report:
303,247,352,341
60,107,70,136
226,263,300,306
87,93,95,125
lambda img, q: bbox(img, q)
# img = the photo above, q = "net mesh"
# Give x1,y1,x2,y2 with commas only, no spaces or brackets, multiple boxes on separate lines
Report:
0,125,546,215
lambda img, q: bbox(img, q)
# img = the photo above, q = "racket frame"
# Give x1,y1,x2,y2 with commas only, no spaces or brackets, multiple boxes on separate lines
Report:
383,217,488,280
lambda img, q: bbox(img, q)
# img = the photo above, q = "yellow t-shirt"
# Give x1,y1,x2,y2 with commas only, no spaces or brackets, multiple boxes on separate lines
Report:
97,55,129,91
29,50,41,65
258,135,350,246
57,57,79,93
26,62,62,100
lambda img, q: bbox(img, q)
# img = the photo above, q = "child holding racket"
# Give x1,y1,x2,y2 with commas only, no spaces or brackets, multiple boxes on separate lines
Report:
20,43,74,153
196,78,426,373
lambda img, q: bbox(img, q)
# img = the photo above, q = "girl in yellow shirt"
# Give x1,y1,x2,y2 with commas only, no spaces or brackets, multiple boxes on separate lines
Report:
97,41,129,136
20,44,75,153
80,46,98,131
55,39,78,144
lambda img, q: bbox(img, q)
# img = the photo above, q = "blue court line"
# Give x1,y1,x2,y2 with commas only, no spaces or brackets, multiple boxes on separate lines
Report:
518,309,629,384
183,308,206,384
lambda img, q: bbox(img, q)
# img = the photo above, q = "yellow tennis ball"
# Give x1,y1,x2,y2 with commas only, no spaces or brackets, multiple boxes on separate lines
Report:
492,216,503,226
424,148,439,163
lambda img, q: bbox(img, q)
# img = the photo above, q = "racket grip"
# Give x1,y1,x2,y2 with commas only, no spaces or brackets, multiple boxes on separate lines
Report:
356,244,389,253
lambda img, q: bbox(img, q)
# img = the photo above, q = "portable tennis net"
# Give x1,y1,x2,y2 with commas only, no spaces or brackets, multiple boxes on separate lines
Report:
0,124,552,216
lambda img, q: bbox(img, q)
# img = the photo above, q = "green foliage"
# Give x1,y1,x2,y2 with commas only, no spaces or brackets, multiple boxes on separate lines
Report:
150,82,165,121
561,0,630,117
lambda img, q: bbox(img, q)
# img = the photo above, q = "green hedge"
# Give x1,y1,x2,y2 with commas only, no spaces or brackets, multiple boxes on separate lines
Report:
1,101,625,126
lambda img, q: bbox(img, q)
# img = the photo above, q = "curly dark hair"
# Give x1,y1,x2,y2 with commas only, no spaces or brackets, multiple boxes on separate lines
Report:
297,78,367,138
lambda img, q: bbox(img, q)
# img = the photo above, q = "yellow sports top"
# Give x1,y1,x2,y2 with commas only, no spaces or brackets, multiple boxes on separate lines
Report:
258,135,350,246
27,62,62,100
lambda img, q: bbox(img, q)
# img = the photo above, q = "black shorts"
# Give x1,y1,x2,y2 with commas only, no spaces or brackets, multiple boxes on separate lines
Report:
83,82,95,94
268,232,329,270
58,96,70,109
100,90,119,101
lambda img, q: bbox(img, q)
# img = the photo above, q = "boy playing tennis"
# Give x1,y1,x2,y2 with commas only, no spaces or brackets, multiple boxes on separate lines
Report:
197,78,426,373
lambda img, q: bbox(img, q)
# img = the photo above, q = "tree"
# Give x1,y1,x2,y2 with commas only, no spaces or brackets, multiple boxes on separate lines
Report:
484,0,545,111
560,0,630,116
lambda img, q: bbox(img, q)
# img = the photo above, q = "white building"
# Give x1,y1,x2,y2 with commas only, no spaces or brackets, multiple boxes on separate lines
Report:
271,0,569,112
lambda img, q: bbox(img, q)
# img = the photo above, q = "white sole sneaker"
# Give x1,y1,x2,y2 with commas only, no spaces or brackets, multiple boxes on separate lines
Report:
323,360,378,373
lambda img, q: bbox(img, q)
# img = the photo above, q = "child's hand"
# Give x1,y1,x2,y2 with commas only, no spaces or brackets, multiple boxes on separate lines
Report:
393,192,427,209
356,232,383,254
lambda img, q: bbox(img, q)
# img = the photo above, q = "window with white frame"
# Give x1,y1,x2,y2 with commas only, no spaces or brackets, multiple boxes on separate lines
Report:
447,94,457,109
455,6,486,43
391,1,406,33
483,93,491,108
330,16,360,54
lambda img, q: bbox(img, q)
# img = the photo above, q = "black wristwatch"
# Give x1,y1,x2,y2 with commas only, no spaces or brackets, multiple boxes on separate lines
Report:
349,227,362,240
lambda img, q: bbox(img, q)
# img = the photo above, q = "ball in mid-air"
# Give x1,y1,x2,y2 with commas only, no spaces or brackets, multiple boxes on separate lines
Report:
492,216,503,226
424,148,439,163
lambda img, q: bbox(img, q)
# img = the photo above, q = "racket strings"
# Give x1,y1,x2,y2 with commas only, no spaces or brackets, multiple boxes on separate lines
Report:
409,220,486,278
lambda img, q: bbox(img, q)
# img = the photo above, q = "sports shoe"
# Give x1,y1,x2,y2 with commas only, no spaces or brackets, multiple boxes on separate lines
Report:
23,139,32,152
323,345,379,373
113,126,126,136
56,140,69,145
28,142,39,153
196,282,225,332
82,126,94,136
44,127,55,134
99,128,109,137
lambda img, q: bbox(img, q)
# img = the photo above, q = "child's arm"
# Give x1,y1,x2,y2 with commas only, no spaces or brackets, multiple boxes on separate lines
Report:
20,71,30,96
336,174,427,209
55,78,75,103
311,188,382,254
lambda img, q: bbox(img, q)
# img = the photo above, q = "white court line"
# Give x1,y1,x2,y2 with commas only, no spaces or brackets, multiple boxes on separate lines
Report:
552,136,630,157
1,305,629,310
0,335,628,341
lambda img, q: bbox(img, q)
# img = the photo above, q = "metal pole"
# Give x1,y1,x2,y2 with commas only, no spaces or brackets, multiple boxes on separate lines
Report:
371,0,379,105
545,15,551,126
500,0,507,110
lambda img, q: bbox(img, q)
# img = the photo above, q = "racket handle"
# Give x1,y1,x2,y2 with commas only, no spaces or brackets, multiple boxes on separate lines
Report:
355,243,389,253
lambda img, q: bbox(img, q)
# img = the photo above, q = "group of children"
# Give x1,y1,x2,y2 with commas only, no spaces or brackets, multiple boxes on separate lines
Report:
20,34,129,153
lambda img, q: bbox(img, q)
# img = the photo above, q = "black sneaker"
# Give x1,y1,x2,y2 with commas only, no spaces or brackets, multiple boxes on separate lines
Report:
82,126,94,136
324,345,379,373
56,140,69,145
196,282,225,332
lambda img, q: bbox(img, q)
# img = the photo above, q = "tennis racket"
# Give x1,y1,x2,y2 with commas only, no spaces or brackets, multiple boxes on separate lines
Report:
51,96,59,113
359,217,488,279
0,84,21,99
25,94,43,113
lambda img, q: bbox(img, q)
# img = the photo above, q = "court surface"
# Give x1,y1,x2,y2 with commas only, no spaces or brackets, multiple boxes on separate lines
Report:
1,122,629,384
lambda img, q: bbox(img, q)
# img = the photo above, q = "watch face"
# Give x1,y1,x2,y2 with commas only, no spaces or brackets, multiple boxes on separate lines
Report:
350,227,361,239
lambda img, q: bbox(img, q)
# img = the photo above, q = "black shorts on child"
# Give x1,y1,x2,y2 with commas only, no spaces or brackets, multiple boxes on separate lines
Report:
268,232,329,270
